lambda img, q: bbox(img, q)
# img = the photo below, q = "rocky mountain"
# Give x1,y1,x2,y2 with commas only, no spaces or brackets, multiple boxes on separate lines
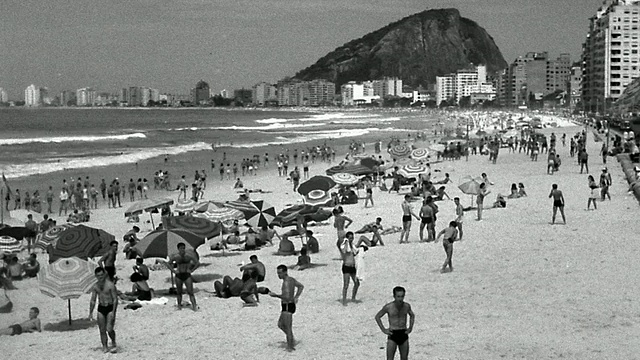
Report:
293,8,507,89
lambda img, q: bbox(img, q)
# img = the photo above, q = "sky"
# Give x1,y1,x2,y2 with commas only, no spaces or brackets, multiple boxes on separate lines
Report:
0,0,606,100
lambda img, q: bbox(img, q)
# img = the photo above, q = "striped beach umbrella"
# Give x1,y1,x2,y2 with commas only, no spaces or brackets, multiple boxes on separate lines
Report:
410,148,430,161
0,236,22,254
389,144,411,158
304,189,332,207
325,164,374,176
397,164,430,179
193,207,244,223
243,200,277,229
163,215,220,240
458,178,482,195
331,173,360,186
173,198,198,213
47,225,106,263
194,201,222,213
38,257,98,325
225,200,260,219
297,175,336,196
394,157,417,166
135,229,202,259
125,198,174,217
34,224,76,250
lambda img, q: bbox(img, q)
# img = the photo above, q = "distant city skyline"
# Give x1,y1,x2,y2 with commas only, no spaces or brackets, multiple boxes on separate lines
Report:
1,0,604,100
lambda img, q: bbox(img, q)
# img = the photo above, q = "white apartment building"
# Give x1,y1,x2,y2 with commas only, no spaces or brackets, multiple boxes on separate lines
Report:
341,81,379,105
252,82,277,106
582,0,640,113
0,88,8,103
76,87,96,106
436,76,455,105
24,84,41,107
436,65,493,105
372,77,403,97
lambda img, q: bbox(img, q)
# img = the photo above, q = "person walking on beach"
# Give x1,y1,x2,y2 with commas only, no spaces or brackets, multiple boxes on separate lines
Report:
338,231,361,305
454,197,464,240
58,187,69,216
88,267,118,353
600,167,612,201
374,286,415,360
269,265,304,351
476,182,490,221
400,195,419,243
587,175,599,210
46,186,54,214
167,243,199,311
579,149,589,174
178,176,187,200
548,184,566,225
436,221,458,273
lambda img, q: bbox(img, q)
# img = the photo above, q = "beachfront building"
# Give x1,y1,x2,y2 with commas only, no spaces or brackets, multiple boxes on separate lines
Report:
0,88,8,103
276,79,335,106
252,82,277,106
612,76,640,113
436,65,492,105
60,90,76,107
436,76,455,105
191,80,211,105
76,87,97,106
582,0,640,114
340,81,378,106
234,89,253,105
24,84,41,107
569,63,583,111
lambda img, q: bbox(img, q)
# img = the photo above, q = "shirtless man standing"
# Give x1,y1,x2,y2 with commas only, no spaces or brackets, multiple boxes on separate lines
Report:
400,195,419,244
89,267,118,353
375,286,415,360
167,243,199,310
98,241,118,282
454,197,464,240
418,197,435,242
269,265,304,351
333,207,353,247
0,307,41,336
548,184,567,225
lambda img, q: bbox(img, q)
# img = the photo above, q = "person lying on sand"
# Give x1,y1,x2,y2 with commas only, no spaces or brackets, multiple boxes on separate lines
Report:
0,307,41,336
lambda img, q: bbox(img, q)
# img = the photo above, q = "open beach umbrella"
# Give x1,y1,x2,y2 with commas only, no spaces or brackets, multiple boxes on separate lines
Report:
47,225,108,263
0,226,37,240
173,198,198,213
297,175,336,196
224,200,260,219
38,257,97,325
304,189,332,207
91,228,117,258
410,148,430,161
325,163,374,176
359,157,379,169
135,229,202,259
272,204,332,228
394,157,417,166
193,207,244,224
34,223,76,250
458,178,482,196
194,201,222,213
397,164,430,179
125,197,174,227
389,144,411,158
243,200,277,228
331,173,360,186
429,144,446,153
163,215,220,240
0,236,22,254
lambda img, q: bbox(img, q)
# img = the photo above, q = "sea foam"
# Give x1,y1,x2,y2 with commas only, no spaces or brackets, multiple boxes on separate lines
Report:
0,132,147,146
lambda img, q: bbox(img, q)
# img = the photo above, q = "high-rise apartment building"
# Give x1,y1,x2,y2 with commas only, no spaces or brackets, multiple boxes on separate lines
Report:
276,79,335,106
191,80,210,105
582,0,640,113
60,90,76,106
252,82,277,106
436,65,493,105
0,88,8,103
372,77,403,97
76,87,97,106
24,84,41,107
569,63,584,110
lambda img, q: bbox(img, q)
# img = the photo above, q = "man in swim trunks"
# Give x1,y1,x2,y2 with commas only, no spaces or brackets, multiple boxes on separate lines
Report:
548,184,566,225
0,307,41,336
454,197,464,240
418,197,435,242
400,195,420,244
88,267,118,353
240,255,266,282
98,241,118,282
167,243,199,311
269,265,304,351
436,221,459,273
375,286,415,360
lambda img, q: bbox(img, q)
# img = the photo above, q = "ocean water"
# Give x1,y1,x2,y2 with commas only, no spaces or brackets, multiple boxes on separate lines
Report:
0,108,431,179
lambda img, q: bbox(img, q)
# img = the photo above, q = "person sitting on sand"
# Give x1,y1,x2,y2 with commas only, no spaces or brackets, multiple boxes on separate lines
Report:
244,228,259,251
67,209,82,223
259,225,281,247
122,237,140,260
292,247,311,271
121,258,152,301
492,194,507,208
22,254,40,278
434,173,451,184
240,255,266,282
240,270,260,306
7,257,23,281
507,183,519,199
211,230,241,250
518,183,527,197
234,178,244,189
277,235,296,256
433,186,450,201
305,230,319,253
0,307,41,336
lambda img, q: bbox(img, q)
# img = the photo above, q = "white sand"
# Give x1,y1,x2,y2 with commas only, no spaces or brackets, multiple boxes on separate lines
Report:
2,124,640,359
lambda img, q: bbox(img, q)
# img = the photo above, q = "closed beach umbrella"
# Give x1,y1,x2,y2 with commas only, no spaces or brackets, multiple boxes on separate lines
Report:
243,200,277,229
304,189,332,207
38,257,98,325
398,164,430,179
34,224,76,250
0,236,22,254
173,199,198,213
135,229,202,259
389,144,411,158
297,175,336,196
331,173,360,186
410,148,430,161
163,215,220,240
0,226,37,240
47,225,106,263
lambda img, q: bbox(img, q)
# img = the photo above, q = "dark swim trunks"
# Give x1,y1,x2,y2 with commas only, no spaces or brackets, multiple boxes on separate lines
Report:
175,272,191,281
97,304,114,317
553,200,564,208
388,329,409,345
137,290,152,301
257,275,265,282
281,302,296,314
10,324,22,335
402,215,412,223
341,265,357,275
421,217,433,224
104,266,116,280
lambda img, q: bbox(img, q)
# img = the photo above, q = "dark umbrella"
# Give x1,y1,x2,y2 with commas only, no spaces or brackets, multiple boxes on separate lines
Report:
359,157,379,169
326,164,374,176
47,225,106,263
272,204,333,227
297,175,336,196
163,215,221,240
134,229,203,259
0,226,36,240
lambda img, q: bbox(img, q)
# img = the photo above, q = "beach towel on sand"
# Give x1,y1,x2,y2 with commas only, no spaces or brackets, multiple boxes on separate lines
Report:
137,297,169,305
354,246,365,282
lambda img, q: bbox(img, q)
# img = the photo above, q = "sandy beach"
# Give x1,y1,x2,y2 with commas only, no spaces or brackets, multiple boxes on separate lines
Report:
2,118,640,359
